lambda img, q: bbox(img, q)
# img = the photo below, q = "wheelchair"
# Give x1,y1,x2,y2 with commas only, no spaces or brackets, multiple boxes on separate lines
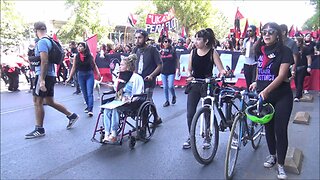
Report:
91,90,158,149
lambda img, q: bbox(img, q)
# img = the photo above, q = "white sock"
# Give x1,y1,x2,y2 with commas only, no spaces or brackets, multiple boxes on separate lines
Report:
111,130,116,137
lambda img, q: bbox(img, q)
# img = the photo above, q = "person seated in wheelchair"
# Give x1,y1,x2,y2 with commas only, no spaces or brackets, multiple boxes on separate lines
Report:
102,54,144,143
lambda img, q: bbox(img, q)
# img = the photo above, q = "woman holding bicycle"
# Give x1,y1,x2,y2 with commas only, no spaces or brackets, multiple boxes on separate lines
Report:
183,29,226,149
249,22,294,179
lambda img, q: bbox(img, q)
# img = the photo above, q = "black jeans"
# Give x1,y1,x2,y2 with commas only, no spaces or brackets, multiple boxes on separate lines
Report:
264,90,293,165
294,67,307,99
244,64,257,90
186,83,211,133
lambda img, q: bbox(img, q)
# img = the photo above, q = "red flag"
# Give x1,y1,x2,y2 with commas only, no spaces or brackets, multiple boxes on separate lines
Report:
241,19,249,38
128,13,137,27
52,33,59,41
234,8,244,39
161,23,168,38
86,34,97,61
288,25,295,37
235,7,244,19
181,26,186,37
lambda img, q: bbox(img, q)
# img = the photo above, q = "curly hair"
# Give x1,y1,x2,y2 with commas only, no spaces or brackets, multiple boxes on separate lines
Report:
122,54,137,72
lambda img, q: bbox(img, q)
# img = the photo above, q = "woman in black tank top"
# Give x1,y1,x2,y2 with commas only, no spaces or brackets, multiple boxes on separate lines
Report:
182,28,227,149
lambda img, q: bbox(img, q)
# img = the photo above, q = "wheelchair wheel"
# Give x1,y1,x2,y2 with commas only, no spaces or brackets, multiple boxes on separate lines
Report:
129,136,136,149
136,102,157,142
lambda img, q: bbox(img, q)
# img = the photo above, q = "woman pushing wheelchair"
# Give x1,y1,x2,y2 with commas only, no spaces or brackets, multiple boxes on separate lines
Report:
102,54,144,143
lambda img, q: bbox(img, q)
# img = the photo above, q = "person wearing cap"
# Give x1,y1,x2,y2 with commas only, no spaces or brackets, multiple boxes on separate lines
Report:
243,25,258,90
25,22,79,139
132,29,163,125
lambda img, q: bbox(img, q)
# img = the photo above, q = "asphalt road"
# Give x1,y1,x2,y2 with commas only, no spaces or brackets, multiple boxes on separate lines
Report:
1,82,319,179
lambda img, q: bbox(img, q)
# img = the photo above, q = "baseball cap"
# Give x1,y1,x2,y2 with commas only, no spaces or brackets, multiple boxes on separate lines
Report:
135,29,148,38
34,21,47,31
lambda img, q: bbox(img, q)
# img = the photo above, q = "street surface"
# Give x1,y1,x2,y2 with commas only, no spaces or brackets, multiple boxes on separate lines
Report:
1,80,319,179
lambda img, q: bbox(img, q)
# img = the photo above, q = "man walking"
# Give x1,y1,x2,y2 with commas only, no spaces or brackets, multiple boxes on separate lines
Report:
133,29,163,125
280,24,299,80
242,25,258,89
25,22,79,139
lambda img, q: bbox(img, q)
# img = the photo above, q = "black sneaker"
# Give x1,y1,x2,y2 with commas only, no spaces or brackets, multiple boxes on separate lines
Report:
163,101,170,107
183,138,191,149
25,127,45,139
172,96,176,104
84,108,89,113
73,90,81,95
66,113,79,129
88,111,93,117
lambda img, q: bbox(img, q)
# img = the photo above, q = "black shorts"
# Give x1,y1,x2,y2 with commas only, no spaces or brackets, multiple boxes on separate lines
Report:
33,75,55,97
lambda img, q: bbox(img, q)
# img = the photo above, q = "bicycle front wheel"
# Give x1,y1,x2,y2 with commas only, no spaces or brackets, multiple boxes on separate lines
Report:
251,122,264,149
190,107,219,165
224,113,242,179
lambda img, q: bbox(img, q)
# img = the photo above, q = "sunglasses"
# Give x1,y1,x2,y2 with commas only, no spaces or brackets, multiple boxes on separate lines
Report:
262,28,277,36
247,30,252,32
163,41,168,43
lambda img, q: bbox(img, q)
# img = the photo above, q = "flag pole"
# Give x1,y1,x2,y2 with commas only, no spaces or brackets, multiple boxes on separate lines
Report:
124,25,128,45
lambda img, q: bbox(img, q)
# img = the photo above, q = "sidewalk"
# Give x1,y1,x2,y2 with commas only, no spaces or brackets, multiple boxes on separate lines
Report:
286,91,319,179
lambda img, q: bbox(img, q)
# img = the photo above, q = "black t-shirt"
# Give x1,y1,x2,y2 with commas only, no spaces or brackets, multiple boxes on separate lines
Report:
160,47,177,75
191,48,214,78
297,45,313,67
133,45,162,88
75,54,93,72
256,45,294,99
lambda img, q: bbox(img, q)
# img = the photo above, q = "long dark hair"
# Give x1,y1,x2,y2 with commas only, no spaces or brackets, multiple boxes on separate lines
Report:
78,42,92,57
195,28,215,48
255,22,284,55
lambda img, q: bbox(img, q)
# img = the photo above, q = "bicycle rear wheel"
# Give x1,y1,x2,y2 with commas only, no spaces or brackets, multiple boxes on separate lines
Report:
250,122,264,149
190,107,219,165
224,113,242,179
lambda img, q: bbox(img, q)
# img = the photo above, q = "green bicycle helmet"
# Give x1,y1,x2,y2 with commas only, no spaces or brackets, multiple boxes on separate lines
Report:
245,103,275,124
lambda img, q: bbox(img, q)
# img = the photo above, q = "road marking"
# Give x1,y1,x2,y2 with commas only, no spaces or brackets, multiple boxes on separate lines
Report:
0,96,81,115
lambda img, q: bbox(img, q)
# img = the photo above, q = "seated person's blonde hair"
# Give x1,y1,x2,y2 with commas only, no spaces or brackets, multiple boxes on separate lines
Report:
122,54,137,72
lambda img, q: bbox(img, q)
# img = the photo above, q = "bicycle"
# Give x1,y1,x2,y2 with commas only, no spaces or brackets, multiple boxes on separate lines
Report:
224,92,267,179
189,76,243,165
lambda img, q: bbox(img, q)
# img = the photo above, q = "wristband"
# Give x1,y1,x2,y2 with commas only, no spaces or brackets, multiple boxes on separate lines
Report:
307,65,311,68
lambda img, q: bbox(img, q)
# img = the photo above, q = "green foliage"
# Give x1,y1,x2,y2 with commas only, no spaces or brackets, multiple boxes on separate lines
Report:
302,0,319,30
58,0,113,44
152,0,231,40
0,0,28,49
134,1,157,29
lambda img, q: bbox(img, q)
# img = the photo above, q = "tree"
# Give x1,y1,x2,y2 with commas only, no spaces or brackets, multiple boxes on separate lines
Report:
0,0,28,49
302,0,319,30
58,0,113,44
152,0,231,40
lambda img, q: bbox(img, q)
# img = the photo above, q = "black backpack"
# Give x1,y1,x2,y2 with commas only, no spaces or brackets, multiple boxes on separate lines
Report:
42,37,64,65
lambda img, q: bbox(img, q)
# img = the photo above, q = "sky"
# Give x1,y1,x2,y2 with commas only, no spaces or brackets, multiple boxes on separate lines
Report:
14,1,316,29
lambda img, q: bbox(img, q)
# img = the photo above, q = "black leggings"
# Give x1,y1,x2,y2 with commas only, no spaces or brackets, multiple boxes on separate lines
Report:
244,64,257,90
264,91,293,165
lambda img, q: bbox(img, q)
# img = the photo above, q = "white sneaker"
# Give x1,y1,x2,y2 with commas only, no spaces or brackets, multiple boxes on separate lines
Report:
304,90,309,94
277,164,287,179
294,98,300,102
264,155,277,168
